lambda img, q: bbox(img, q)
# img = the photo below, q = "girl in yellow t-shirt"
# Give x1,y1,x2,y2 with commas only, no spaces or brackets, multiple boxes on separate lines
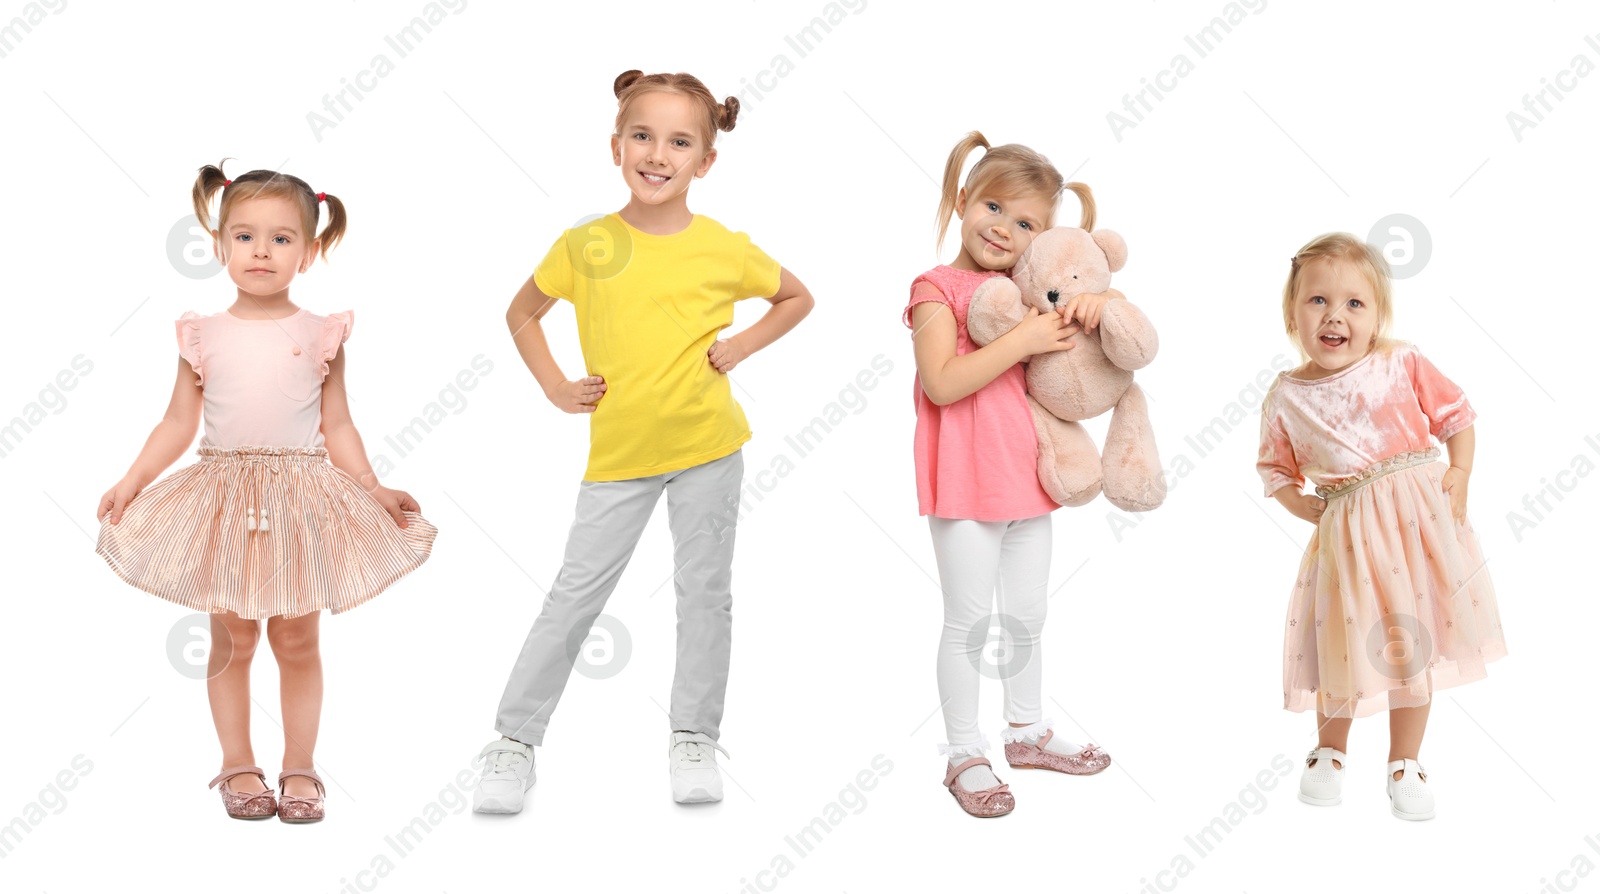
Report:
472,69,814,811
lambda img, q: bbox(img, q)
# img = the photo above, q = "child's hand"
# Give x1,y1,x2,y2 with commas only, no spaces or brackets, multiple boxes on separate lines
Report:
96,477,143,524
1442,466,1470,521
370,485,421,528
707,337,749,374
1058,288,1121,331
1015,306,1082,356
1288,493,1326,525
548,376,606,413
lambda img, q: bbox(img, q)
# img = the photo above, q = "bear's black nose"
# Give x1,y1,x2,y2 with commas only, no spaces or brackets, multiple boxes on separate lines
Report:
1047,289,1060,303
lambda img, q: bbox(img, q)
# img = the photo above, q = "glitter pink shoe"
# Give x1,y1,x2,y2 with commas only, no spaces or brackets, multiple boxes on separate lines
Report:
276,769,326,823
943,757,1015,818
207,765,277,820
1004,728,1112,776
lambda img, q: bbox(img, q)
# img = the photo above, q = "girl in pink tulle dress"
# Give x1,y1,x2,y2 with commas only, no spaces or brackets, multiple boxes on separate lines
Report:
1256,232,1505,821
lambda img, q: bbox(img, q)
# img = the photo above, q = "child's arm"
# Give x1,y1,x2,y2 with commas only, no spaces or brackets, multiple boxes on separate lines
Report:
97,358,204,524
708,267,814,373
1441,425,1474,521
505,272,605,413
321,349,420,528
909,292,1079,406
1270,485,1325,525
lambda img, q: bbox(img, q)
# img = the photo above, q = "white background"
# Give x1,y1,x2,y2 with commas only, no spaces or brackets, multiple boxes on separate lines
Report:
2,1,1595,892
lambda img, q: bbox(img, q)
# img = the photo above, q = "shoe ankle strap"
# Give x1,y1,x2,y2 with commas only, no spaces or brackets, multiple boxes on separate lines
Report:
208,765,266,789
943,756,994,788
1306,746,1347,766
278,768,325,795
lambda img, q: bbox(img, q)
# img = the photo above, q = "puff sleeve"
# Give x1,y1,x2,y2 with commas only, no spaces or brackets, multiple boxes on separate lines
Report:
902,276,951,329
1405,344,1476,442
176,311,205,386
318,310,354,380
1257,392,1305,498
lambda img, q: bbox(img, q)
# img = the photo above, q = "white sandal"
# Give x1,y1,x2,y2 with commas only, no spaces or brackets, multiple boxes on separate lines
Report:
1298,746,1346,806
1386,758,1435,820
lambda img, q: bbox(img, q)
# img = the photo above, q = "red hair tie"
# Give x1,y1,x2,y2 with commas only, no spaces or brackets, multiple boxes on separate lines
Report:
223,179,232,186
316,192,326,203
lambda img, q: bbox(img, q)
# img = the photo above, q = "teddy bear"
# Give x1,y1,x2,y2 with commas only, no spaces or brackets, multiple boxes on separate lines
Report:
967,226,1166,512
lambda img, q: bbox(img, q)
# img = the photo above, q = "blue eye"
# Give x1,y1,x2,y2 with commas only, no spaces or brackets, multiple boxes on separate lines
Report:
273,235,290,245
1348,298,1363,308
986,202,999,213
1311,296,1325,304
1019,221,1032,230
236,234,251,242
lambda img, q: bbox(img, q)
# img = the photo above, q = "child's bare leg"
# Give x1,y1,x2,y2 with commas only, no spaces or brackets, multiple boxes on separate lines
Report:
1312,711,1351,768
1388,701,1431,779
208,611,265,792
267,611,323,798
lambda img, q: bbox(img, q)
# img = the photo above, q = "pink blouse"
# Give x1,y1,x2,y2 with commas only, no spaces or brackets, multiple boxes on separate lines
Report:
176,308,354,450
903,265,1059,521
1257,341,1476,497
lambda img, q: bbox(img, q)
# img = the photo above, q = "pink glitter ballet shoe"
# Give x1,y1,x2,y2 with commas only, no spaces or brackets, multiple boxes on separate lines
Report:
276,769,326,823
943,757,1015,818
1004,730,1112,776
207,765,277,820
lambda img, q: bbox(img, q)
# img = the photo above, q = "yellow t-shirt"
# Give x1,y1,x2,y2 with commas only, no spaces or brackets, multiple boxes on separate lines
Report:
534,213,782,481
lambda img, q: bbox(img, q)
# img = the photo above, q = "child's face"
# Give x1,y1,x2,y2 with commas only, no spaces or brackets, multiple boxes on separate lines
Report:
956,189,1051,270
611,91,715,207
1292,257,1377,374
212,195,317,295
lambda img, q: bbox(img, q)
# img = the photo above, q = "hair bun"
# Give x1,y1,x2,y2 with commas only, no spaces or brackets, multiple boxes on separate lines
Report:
718,96,740,132
614,69,645,98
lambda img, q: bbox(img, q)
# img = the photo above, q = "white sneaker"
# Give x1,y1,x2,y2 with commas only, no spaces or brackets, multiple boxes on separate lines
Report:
1387,758,1436,821
1298,746,1346,806
669,731,729,803
472,738,535,814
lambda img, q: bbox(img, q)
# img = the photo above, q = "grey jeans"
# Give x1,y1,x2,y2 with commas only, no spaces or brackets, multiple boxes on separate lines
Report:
495,449,743,746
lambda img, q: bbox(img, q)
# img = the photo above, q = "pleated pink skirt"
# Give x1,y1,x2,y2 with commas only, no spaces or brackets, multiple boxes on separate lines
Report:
96,446,436,619
1282,450,1506,718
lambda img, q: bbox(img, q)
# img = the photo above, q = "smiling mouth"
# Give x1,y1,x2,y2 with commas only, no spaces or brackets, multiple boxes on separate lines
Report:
983,238,1007,253
640,171,670,185
1319,333,1347,348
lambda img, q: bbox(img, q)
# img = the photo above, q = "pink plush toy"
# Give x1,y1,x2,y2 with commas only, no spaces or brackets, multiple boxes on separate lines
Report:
967,226,1166,512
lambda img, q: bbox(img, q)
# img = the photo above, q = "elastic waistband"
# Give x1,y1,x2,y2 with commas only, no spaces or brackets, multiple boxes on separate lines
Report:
198,445,329,462
1315,447,1440,501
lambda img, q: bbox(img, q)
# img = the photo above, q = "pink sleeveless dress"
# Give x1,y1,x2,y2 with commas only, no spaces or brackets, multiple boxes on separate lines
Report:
1257,341,1506,718
95,308,436,619
903,265,1058,521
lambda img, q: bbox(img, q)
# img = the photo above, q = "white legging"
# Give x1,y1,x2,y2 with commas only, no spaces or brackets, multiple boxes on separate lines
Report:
929,514,1052,753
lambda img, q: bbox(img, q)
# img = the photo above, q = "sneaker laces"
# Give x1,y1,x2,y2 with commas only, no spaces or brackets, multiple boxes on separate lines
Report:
483,746,527,776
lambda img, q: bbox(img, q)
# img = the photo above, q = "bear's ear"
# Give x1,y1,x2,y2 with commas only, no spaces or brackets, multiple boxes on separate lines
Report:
1091,229,1128,273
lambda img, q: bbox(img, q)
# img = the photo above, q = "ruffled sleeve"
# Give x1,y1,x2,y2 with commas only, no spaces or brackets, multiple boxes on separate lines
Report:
318,310,354,380
175,311,205,386
1404,343,1476,441
1257,390,1305,498
902,277,951,329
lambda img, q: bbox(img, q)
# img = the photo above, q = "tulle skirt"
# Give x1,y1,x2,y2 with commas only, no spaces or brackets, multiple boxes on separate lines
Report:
96,446,436,619
1282,449,1506,718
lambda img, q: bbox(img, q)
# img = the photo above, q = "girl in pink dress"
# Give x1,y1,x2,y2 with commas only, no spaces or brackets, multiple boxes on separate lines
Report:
1257,232,1506,821
95,162,437,823
904,132,1126,818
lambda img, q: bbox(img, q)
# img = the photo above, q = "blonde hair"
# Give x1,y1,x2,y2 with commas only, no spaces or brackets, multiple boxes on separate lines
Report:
192,160,346,264
934,130,1094,252
613,69,737,149
1282,232,1399,360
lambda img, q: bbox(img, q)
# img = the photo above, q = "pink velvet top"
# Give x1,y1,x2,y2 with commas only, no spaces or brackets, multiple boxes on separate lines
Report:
1256,341,1477,497
903,266,1059,521
175,308,354,450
